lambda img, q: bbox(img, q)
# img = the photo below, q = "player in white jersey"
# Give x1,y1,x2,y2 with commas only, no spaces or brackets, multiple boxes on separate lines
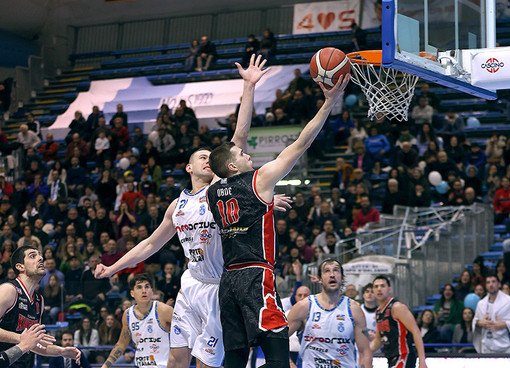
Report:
101,274,173,368
95,55,290,368
287,259,372,368
361,283,377,339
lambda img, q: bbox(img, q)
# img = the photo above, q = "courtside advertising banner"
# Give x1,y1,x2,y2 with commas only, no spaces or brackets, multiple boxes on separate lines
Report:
292,0,361,34
247,126,302,167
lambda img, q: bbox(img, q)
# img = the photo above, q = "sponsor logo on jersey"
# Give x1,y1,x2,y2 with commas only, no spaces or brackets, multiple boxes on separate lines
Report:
311,324,321,329
199,196,207,203
175,210,185,217
190,248,204,262
147,325,153,333
16,288,22,295
199,204,206,215
139,337,161,343
147,318,153,324
313,357,341,367
173,326,181,335
303,335,351,344
307,345,328,353
337,322,344,333
135,356,157,366
336,345,349,356
199,229,212,242
378,319,390,333
336,314,345,321
16,315,38,332
175,221,216,232
180,236,193,244
18,302,28,311
135,332,142,337
149,344,159,353
204,348,215,355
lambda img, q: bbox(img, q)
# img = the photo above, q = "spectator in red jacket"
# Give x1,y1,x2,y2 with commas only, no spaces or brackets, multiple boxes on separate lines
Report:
0,175,13,198
111,117,130,152
65,133,89,161
100,239,124,266
120,182,145,211
39,133,59,164
352,194,380,231
494,176,510,224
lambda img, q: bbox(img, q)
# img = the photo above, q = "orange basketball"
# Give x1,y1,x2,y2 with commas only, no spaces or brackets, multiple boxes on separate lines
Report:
310,47,350,89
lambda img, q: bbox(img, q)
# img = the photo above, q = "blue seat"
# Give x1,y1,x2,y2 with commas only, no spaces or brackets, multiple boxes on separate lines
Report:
479,251,503,260
491,242,503,251
494,225,507,233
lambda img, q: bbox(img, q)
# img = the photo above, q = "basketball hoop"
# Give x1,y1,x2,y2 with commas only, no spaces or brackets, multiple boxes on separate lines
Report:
347,50,420,122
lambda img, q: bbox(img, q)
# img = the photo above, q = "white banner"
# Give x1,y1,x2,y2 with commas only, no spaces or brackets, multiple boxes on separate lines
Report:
293,0,361,34
247,126,302,167
343,261,393,274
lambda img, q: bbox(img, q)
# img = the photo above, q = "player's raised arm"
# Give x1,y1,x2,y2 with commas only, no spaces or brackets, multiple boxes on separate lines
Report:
392,303,428,368
351,302,373,368
101,311,131,368
231,54,271,152
95,199,178,278
256,75,349,200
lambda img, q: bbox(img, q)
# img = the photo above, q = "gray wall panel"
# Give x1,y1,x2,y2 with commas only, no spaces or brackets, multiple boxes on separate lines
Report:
167,15,213,44
265,7,293,35
75,24,119,53
121,19,166,48
215,10,262,39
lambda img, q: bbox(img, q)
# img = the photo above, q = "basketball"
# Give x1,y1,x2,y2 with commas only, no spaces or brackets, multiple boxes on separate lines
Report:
310,47,350,89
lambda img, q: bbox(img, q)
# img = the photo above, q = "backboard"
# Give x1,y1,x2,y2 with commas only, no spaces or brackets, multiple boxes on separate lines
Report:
381,0,501,99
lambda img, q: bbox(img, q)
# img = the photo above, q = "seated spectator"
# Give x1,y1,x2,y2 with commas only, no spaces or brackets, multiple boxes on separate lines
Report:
285,68,307,97
115,202,136,237
86,105,104,133
152,127,176,164
352,142,374,172
452,308,476,353
395,126,417,148
446,179,466,206
270,89,287,113
111,117,130,152
65,133,89,162
17,224,42,251
346,120,368,153
242,34,260,67
411,96,434,127
0,239,15,263
331,157,353,191
331,110,355,145
81,255,111,309
416,123,442,158
17,124,41,150
396,142,419,173
286,90,311,124
40,258,65,291
94,130,111,163
311,201,340,231
129,126,146,155
196,35,217,72
382,179,407,214
156,262,181,305
42,274,63,324
74,317,99,361
120,182,145,212
109,104,128,127
65,255,84,303
66,110,88,143
428,151,459,180
441,111,465,144
493,176,510,224
465,142,487,178
496,259,509,285
456,270,474,300
97,314,122,363
434,283,464,343
260,28,277,61
417,309,439,352
294,234,314,264
352,194,380,231
485,133,504,166
39,133,59,165
464,165,483,197
364,125,390,163
184,39,200,71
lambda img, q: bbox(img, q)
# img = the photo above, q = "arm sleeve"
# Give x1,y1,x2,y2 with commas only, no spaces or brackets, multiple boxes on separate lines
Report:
0,351,10,368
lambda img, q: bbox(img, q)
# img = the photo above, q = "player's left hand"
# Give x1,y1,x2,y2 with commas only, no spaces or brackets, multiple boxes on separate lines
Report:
62,347,81,365
318,73,350,104
235,54,271,85
273,194,293,212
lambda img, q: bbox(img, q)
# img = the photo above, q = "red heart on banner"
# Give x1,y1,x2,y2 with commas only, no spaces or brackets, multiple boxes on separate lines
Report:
317,12,335,30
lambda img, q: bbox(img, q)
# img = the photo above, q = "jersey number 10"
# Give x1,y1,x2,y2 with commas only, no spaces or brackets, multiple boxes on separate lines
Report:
216,198,240,227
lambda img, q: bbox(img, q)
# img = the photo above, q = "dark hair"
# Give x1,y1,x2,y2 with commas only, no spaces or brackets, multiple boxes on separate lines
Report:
209,142,235,178
317,258,344,278
61,330,74,338
473,256,487,277
128,273,153,290
362,283,373,294
187,146,212,164
11,246,37,276
440,283,457,304
78,317,92,345
485,271,500,283
373,275,391,287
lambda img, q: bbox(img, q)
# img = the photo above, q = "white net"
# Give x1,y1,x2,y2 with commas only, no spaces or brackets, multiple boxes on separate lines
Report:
348,55,419,122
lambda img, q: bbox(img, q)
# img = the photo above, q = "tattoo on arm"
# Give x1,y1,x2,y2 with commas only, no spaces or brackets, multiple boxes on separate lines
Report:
362,329,370,340
4,346,23,366
105,346,123,368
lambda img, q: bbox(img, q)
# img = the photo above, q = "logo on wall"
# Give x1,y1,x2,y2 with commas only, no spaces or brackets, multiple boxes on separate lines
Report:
481,58,504,73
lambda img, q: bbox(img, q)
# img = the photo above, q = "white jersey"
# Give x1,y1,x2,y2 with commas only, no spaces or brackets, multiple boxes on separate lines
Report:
300,295,356,368
361,304,377,333
127,301,170,368
172,187,223,282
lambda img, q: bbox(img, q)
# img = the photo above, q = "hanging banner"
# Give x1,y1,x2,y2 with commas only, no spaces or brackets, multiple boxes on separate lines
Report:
292,0,361,34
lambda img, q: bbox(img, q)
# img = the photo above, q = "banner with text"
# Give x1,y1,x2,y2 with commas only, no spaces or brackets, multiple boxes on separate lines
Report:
293,0,360,34
247,126,302,167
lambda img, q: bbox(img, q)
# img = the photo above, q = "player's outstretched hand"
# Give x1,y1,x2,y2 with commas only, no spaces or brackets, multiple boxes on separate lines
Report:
318,73,350,104
273,194,293,212
94,263,113,279
18,324,48,353
62,347,81,365
235,54,271,85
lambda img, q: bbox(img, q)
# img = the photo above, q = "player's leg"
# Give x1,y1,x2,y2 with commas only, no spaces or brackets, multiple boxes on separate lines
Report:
258,335,290,368
167,347,192,368
224,347,250,367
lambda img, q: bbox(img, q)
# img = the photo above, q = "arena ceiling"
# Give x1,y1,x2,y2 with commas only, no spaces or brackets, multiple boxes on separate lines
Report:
2,0,308,39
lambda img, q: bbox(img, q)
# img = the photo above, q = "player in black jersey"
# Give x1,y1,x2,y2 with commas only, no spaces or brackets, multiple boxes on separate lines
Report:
371,275,427,368
207,74,350,368
0,246,81,368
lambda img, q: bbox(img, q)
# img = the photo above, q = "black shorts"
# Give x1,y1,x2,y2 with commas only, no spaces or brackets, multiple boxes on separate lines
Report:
219,266,288,351
387,353,417,368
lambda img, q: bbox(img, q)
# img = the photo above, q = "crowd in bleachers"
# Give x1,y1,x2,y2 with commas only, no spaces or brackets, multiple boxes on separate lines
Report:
2,37,510,356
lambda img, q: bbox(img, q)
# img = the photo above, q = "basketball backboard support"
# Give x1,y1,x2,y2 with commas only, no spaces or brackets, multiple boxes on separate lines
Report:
381,0,501,99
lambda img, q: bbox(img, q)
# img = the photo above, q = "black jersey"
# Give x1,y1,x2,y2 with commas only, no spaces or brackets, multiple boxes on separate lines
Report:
207,170,276,269
0,278,43,368
376,298,415,361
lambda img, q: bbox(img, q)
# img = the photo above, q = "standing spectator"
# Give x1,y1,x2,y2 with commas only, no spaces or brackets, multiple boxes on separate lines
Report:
17,124,40,150
350,22,367,50
115,202,136,237
352,194,380,231
66,111,87,143
39,133,59,164
452,308,476,353
26,113,41,138
493,176,510,224
184,39,200,72
86,106,104,133
196,35,217,72
411,96,434,127
433,283,464,342
417,309,439,351
242,35,260,67
120,182,145,211
109,104,128,127
473,274,510,353
285,68,307,96
260,28,277,61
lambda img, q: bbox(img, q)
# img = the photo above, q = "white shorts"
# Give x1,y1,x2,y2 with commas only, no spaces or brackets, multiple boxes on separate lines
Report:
170,269,223,366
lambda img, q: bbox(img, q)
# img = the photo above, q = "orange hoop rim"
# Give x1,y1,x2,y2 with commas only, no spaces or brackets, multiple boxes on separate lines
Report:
347,50,437,66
